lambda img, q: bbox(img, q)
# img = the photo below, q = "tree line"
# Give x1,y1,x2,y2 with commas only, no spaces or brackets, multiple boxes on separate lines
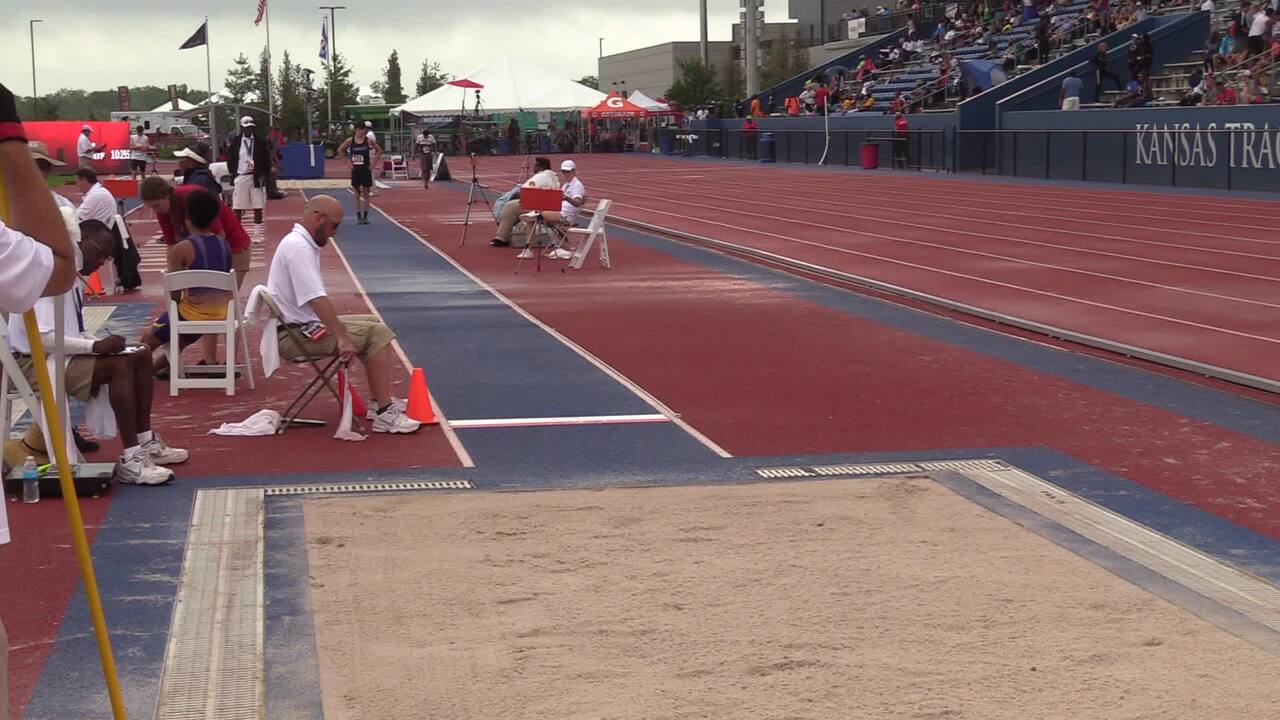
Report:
16,50,453,139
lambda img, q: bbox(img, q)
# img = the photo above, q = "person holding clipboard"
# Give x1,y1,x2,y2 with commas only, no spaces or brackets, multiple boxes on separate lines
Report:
337,125,382,225
6,220,187,486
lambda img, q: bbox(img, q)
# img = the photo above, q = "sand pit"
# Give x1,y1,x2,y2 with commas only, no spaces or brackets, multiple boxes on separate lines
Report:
303,478,1280,719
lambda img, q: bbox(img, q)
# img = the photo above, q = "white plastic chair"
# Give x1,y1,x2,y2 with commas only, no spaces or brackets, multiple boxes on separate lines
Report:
388,155,409,180
568,199,612,270
164,269,255,396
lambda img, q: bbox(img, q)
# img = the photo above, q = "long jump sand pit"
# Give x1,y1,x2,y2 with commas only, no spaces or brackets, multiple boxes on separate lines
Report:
303,478,1280,719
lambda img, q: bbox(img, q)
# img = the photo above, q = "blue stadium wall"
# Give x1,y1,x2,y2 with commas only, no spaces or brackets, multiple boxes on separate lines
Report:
996,105,1280,191
691,103,1280,191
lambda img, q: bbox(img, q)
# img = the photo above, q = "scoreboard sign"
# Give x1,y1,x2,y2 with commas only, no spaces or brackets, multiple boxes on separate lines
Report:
24,121,132,175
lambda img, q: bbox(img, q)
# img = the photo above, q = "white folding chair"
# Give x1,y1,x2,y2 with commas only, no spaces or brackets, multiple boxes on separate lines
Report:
568,199,612,270
0,309,81,471
388,155,409,180
164,269,256,396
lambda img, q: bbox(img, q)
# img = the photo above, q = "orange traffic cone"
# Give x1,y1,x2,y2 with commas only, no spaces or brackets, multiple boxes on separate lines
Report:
406,368,438,425
85,271,105,296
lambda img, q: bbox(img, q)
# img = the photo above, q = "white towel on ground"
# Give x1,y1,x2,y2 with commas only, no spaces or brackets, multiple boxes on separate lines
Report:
209,409,282,436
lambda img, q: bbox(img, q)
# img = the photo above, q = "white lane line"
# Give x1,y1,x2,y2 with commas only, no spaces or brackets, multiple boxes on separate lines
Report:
450,414,671,429
597,201,1280,345
580,179,1280,308
301,189,476,468
366,197,734,459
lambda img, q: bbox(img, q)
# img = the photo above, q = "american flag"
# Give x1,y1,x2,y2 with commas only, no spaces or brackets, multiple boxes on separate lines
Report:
254,0,268,26
319,21,329,61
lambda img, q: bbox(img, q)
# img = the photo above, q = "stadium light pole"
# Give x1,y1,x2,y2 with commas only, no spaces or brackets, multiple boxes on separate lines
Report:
29,19,42,119
700,0,708,65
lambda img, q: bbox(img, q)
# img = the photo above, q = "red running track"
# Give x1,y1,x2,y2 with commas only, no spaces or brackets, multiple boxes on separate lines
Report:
474,155,1280,388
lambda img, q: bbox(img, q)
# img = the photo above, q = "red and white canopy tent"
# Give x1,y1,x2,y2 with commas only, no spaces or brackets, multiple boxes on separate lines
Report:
581,92,651,119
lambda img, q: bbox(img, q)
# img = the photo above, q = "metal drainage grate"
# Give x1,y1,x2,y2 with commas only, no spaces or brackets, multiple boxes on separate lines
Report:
756,459,1008,480
265,479,474,496
966,464,1280,637
156,488,265,720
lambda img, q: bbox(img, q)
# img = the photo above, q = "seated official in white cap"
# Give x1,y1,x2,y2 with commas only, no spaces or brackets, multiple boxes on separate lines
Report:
227,116,270,226
492,160,585,260
75,124,106,171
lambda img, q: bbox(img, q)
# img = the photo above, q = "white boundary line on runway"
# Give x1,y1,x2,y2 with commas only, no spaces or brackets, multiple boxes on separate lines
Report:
450,413,670,429
300,189,476,468
366,197,733,459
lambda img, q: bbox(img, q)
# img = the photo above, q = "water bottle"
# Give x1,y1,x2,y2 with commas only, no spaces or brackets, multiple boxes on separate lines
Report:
22,455,40,504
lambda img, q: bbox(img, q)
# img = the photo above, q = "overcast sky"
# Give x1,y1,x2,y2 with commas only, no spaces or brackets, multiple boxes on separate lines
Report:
0,0,789,97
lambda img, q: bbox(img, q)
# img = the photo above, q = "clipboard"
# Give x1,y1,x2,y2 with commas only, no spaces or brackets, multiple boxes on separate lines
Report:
520,187,562,212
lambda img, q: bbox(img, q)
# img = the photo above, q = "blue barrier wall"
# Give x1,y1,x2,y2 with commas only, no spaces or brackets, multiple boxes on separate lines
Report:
992,105,1280,190
692,114,956,168
955,17,1159,129
998,11,1211,114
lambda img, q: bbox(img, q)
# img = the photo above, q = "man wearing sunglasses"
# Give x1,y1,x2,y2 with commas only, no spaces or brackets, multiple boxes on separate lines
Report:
265,195,420,433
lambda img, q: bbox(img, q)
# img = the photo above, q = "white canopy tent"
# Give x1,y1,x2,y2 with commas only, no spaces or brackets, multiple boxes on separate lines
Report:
150,98,198,112
392,55,606,117
625,90,670,112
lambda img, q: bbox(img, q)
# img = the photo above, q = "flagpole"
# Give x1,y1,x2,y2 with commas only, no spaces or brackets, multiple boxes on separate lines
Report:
205,17,217,159
326,18,333,130
265,2,275,124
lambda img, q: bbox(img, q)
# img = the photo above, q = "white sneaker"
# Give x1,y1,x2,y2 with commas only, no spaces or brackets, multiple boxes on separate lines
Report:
146,434,189,465
516,249,534,259
366,396,406,421
372,405,421,434
117,453,175,486
550,248,573,260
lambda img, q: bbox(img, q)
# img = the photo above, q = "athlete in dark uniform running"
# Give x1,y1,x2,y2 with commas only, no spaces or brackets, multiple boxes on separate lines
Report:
337,126,382,225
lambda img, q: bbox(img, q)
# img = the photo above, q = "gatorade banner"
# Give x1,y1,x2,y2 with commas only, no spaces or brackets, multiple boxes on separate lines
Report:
24,121,132,174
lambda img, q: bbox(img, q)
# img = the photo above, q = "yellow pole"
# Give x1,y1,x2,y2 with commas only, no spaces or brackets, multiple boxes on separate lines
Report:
0,178,129,719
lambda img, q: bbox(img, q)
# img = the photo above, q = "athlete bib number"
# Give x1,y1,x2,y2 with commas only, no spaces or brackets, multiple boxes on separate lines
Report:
351,154,366,166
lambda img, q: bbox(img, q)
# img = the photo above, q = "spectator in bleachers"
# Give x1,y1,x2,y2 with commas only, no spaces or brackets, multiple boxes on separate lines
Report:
1248,8,1273,54
855,56,877,82
1092,0,1111,29
1217,79,1239,103
1235,3,1255,46
1023,0,1038,22
815,82,831,113
799,85,817,114
1092,42,1124,101
1036,15,1053,63
890,90,907,114
1060,73,1084,109
1240,69,1269,102
1204,31,1224,71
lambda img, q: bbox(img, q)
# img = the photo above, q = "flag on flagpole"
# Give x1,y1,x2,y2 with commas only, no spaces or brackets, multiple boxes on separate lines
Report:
179,21,208,50
319,20,329,61
254,0,268,26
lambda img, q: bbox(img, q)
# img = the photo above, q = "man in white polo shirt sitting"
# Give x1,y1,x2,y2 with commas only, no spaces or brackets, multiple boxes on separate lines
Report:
530,160,586,261
266,195,421,434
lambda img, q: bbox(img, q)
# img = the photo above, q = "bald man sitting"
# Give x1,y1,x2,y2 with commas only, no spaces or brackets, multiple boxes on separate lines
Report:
265,195,421,433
